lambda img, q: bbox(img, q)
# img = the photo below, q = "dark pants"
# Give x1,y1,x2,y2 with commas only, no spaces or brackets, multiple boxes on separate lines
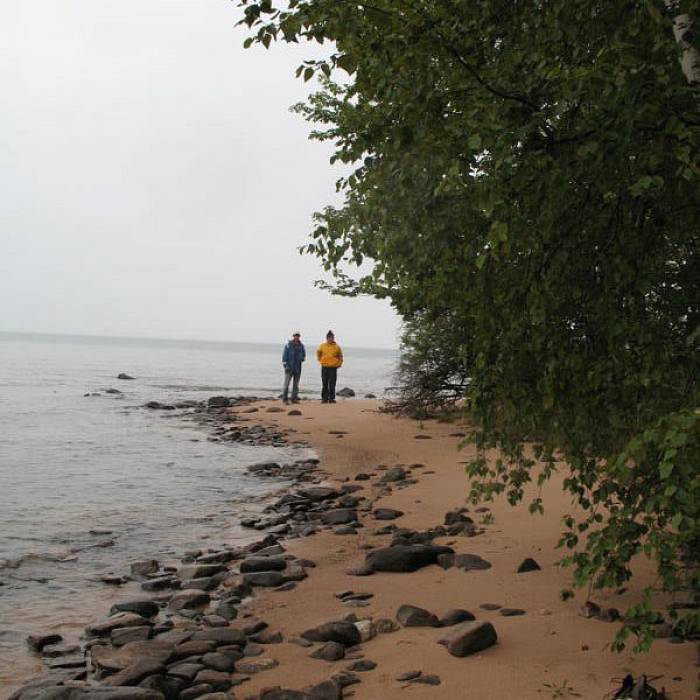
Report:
282,370,301,401
321,367,337,401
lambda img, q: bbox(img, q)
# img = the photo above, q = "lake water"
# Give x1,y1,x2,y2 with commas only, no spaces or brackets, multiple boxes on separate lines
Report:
0,332,397,696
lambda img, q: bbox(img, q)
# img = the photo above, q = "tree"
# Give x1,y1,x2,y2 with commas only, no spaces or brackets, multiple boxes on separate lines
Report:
238,0,700,648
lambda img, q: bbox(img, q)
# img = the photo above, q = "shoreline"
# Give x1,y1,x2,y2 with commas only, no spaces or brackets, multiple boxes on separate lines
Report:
8,397,697,699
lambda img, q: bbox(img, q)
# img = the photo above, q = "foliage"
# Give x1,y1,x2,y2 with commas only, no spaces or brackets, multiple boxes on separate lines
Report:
237,0,700,648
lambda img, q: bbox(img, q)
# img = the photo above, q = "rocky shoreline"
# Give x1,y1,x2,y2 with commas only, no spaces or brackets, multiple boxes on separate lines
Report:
8,396,695,700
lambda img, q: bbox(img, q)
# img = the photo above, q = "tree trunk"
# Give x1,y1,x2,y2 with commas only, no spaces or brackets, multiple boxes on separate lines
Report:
665,2,700,85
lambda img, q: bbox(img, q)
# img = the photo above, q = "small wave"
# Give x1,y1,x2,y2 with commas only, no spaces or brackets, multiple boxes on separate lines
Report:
0,552,79,570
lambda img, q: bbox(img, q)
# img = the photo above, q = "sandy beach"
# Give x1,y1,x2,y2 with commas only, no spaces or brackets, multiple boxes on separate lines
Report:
228,398,697,699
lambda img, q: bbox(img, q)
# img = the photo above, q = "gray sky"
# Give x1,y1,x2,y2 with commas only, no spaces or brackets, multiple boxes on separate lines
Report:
0,0,399,349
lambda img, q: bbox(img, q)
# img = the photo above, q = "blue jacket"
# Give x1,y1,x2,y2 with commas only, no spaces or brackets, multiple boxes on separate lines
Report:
282,340,306,374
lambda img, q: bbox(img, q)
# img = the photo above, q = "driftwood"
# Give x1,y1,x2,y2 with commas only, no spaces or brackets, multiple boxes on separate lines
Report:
612,674,667,700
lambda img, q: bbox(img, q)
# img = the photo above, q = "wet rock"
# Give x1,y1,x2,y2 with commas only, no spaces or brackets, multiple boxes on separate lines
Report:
363,544,454,573
207,397,230,408
517,558,541,573
105,658,165,686
140,576,177,592
178,564,227,580
181,576,220,592
373,508,404,521
301,621,361,647
336,387,355,397
129,560,159,578
239,557,287,573
91,640,173,674
86,613,152,637
41,643,81,658
144,401,175,410
296,486,340,502
111,626,152,646
47,655,85,670
168,591,210,611
243,571,285,587
110,600,160,618
236,657,278,673
117,373,135,380
396,605,440,628
27,633,63,652
347,659,376,672
310,641,345,661
438,621,498,657
439,609,475,627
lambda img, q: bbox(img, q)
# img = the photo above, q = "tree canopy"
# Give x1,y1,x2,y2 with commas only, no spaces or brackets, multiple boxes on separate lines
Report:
237,0,700,648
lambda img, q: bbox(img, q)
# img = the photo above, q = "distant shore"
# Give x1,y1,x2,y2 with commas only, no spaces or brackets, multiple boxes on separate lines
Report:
9,398,696,700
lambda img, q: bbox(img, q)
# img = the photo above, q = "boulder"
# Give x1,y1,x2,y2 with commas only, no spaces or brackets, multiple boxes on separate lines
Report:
168,591,210,611
91,640,173,674
336,387,355,397
364,544,454,573
191,628,246,646
138,674,185,700
239,557,287,573
201,652,235,672
439,609,476,627
104,658,165,686
130,561,159,578
242,571,285,587
110,601,160,618
86,613,152,637
177,564,227,580
320,509,357,526
207,397,230,408
373,508,404,521
111,626,152,647
26,633,63,652
438,621,498,657
310,641,345,661
517,558,541,573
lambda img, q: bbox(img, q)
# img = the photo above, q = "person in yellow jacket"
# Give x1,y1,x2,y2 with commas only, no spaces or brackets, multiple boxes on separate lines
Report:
316,330,343,403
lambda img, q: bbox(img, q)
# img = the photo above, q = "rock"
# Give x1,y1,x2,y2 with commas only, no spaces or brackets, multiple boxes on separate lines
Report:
243,571,285,587
110,600,160,618
396,605,440,628
580,600,601,619
258,690,307,700
168,591,210,611
301,621,361,647
91,640,173,674
310,641,345,661
347,659,376,672
105,658,165,686
241,620,268,635
373,618,400,634
207,397,230,408
364,393,376,399
41,643,81,658
439,609,475,627
250,630,283,645
170,641,217,661
129,561,159,579
104,388,123,395
413,674,441,685
336,387,355,397
333,526,357,535
167,663,205,682
138,674,186,700
453,553,492,571
380,467,406,483
500,608,526,617
27,633,63,652
181,576,220,591
288,410,302,416
236,657,279,673
239,557,287,573
396,670,423,681
202,615,228,628
243,642,263,656
438,621,498,657
179,684,214,700
354,620,374,642
193,670,231,691
117,373,135,380
266,407,284,413
321,509,358,526
111,626,152,646
364,544,454,573
140,576,177,592
373,508,404,520
414,435,432,440
191,628,246,646
289,637,314,648
517,558,541,573
479,603,501,611
86,613,152,637
214,602,238,621
178,563,227,580
10,689,166,700
143,401,175,410
308,680,342,700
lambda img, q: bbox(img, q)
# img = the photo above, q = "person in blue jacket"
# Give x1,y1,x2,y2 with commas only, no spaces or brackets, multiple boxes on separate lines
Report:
281,331,306,404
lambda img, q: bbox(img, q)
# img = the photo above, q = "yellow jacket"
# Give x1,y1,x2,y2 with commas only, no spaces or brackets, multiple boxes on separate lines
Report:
317,341,343,368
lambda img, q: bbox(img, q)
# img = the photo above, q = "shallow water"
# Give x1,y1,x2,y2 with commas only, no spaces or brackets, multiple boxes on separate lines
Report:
0,332,396,696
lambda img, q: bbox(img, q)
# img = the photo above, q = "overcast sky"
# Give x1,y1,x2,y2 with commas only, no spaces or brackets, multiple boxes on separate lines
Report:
0,1,400,349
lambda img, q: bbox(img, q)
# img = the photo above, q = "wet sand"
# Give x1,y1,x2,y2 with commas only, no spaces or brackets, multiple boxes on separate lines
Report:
230,398,697,699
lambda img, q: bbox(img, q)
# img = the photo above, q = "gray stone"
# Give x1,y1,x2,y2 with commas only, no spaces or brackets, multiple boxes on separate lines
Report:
239,557,287,573
373,508,404,520
27,633,63,652
167,663,204,681
103,658,165,686
168,591,210,611
200,652,235,672
347,659,376,672
320,509,358,526
438,621,498,657
517,557,541,573
110,601,160,619
242,571,284,587
439,609,475,627
86,613,152,637
193,670,231,691
235,657,279,673
91,640,173,674
179,685,213,700
111,626,152,646
177,564,227,580
191,628,246,646
130,561,159,578
140,577,177,592
364,544,454,573
169,641,216,661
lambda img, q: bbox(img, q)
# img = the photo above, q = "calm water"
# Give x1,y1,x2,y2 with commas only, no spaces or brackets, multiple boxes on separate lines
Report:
0,332,396,695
